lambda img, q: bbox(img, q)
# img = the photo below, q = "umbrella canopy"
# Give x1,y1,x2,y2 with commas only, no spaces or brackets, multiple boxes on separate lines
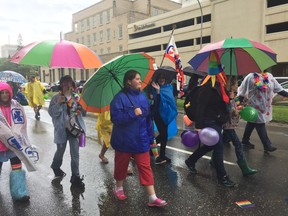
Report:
10,40,103,69
189,38,277,76
152,66,177,83
79,53,156,113
0,70,27,83
183,66,206,77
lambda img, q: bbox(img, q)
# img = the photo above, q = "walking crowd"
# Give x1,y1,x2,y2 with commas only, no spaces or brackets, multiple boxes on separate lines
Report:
1,50,287,209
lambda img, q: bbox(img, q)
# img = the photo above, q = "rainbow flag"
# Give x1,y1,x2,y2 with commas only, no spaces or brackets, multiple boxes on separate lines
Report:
235,200,255,208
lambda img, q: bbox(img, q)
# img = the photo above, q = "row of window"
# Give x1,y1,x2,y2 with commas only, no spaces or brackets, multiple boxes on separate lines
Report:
74,8,113,33
75,25,123,46
129,36,211,53
45,68,89,83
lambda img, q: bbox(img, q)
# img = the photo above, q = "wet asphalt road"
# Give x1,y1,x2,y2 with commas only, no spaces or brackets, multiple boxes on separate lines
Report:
0,104,288,216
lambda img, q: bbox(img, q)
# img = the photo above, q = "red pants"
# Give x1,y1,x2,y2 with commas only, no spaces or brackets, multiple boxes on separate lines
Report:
114,151,154,186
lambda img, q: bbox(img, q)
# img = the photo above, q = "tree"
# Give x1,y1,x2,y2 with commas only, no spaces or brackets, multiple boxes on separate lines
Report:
0,57,38,78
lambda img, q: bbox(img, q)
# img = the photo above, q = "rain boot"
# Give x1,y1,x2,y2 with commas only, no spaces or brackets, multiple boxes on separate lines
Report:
237,159,257,176
9,170,30,202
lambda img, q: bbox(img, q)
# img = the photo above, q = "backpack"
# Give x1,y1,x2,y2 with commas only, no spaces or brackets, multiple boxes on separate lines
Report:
184,86,201,121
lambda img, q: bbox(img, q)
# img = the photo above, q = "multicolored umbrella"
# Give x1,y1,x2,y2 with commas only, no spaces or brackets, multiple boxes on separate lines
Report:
0,70,27,83
80,53,156,113
189,38,277,76
10,40,103,69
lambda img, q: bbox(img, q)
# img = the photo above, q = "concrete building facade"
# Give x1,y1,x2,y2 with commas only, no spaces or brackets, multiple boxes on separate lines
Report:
1,44,18,58
40,0,181,84
128,0,288,77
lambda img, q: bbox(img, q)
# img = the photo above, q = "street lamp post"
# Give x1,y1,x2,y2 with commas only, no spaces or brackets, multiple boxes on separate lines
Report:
196,0,203,49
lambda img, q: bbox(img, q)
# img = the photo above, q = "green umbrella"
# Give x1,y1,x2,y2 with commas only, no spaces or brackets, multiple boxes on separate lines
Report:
79,53,156,113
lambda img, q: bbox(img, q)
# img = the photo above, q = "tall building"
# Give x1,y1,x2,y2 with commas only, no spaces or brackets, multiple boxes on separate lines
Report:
41,0,182,84
128,0,288,77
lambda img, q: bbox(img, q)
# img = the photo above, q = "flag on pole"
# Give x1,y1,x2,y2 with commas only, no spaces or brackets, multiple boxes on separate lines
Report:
164,36,185,96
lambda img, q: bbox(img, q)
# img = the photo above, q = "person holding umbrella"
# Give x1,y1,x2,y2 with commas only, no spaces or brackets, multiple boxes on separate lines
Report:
150,72,178,164
110,70,168,207
184,51,235,187
25,75,46,120
237,70,288,152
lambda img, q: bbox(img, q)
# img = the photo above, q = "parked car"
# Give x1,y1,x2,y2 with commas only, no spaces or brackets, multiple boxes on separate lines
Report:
50,81,60,92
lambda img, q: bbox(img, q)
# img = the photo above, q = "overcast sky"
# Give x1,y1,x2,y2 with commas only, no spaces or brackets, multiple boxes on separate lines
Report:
0,0,100,49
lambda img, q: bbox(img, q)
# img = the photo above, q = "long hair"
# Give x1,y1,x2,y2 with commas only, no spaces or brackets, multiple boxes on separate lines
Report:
122,70,140,92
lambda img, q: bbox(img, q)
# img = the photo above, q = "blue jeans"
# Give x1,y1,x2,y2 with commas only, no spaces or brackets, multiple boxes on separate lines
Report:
223,129,244,161
242,122,272,149
51,132,80,177
186,120,227,179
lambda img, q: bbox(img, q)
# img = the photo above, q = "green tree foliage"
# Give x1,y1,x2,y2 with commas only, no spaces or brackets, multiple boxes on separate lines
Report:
0,57,38,78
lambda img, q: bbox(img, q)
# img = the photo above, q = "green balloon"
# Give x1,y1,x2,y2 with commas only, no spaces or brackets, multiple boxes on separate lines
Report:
44,95,49,100
240,106,258,122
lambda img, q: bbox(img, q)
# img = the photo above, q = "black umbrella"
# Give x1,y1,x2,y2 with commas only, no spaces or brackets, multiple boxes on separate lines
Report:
152,66,177,83
183,66,206,77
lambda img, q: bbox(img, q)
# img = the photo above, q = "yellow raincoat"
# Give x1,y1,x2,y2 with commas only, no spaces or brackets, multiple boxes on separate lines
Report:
25,80,45,107
95,111,112,148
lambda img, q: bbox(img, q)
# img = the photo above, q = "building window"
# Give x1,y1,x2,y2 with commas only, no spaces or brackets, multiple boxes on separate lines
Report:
76,38,79,43
163,19,194,32
92,15,97,28
87,35,91,46
118,25,123,38
100,30,103,43
87,18,90,30
106,9,110,23
81,36,85,44
266,22,288,34
129,27,161,39
74,23,78,33
81,69,84,80
130,45,161,53
267,0,288,7
100,48,104,54
107,28,111,41
119,45,123,52
196,14,211,24
99,13,103,25
107,47,111,53
81,20,85,32
196,36,211,45
93,33,97,44
73,69,76,80
68,68,72,77
85,69,89,80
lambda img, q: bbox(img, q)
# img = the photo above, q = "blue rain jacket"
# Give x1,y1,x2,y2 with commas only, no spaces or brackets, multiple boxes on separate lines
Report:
110,89,154,153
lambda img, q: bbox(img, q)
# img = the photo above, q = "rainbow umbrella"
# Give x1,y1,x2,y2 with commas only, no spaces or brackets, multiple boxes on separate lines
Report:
80,53,156,113
189,38,277,76
10,40,103,69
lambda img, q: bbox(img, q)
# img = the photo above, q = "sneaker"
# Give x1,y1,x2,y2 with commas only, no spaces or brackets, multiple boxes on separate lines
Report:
52,168,66,178
185,159,197,174
15,195,30,203
147,198,168,207
242,141,255,149
113,189,127,200
70,175,85,189
264,146,277,152
218,175,235,188
35,113,40,120
155,157,167,165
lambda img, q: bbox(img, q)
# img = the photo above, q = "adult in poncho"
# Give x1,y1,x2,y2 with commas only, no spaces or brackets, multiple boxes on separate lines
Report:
25,75,45,120
150,73,178,164
238,71,288,152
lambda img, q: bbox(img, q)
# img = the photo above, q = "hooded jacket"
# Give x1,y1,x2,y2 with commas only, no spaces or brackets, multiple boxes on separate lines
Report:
110,89,154,153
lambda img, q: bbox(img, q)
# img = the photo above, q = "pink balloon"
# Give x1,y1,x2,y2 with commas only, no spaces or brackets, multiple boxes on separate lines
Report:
199,127,219,146
182,130,199,148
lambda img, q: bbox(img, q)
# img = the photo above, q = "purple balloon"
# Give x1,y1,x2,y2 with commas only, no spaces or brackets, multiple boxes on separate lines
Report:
199,127,219,146
182,130,199,148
